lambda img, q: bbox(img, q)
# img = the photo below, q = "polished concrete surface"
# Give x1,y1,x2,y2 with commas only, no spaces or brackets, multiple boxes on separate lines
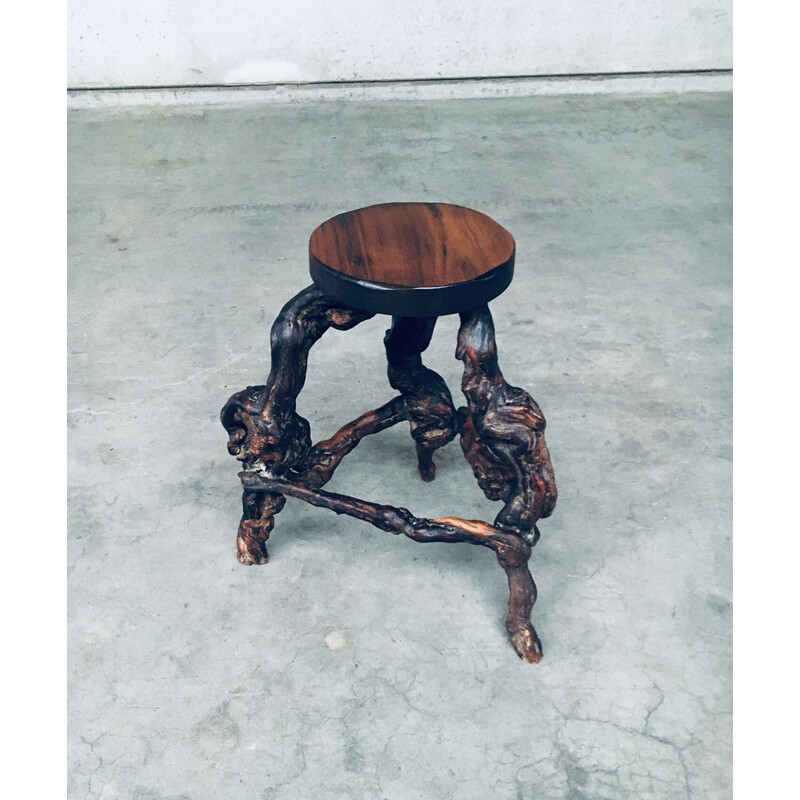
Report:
68,93,732,799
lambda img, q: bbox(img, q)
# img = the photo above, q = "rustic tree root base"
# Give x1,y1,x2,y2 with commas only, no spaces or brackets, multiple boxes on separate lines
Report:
221,284,556,663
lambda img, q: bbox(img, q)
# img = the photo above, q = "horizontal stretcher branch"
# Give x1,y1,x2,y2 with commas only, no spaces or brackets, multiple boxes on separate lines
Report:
239,470,542,662
239,471,530,564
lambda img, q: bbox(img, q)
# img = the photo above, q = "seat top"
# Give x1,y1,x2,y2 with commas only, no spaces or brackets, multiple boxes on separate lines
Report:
309,202,515,317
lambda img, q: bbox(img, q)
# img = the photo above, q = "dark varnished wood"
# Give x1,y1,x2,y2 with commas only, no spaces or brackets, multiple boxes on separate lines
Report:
222,205,557,663
384,316,458,480
221,285,374,563
221,285,555,662
309,203,515,317
456,306,557,544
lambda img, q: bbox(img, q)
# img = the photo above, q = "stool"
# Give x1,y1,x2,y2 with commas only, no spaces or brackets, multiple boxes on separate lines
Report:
221,202,557,663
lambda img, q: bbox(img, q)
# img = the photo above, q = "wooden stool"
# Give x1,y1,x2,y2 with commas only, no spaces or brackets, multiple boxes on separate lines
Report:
221,203,557,663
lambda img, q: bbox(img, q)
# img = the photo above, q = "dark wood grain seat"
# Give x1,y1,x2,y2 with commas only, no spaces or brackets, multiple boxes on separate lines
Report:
309,202,515,317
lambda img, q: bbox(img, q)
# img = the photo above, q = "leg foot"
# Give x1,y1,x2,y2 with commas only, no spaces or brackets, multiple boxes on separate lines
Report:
236,490,285,565
498,554,542,663
508,626,543,664
415,442,437,482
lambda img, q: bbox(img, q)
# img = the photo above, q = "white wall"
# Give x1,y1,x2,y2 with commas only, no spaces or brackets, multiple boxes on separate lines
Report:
68,1,732,89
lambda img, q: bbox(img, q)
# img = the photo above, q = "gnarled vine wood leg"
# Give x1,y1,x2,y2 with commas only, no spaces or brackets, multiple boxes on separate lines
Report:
384,316,458,481
236,490,285,565
220,285,374,563
456,306,557,545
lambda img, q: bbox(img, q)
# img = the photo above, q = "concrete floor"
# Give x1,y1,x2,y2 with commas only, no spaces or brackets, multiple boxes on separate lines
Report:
68,93,732,799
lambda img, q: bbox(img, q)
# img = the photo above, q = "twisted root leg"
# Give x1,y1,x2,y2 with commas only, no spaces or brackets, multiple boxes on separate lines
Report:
237,490,286,565
456,306,557,544
435,516,542,663
221,285,373,561
221,286,374,473
384,316,457,481
500,557,542,663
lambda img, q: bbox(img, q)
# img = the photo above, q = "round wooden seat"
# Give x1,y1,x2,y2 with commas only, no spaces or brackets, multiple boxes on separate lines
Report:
309,202,515,317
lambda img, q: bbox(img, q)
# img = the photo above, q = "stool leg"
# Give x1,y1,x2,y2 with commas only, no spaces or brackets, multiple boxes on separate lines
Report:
455,306,557,545
497,543,543,663
236,490,285,565
221,285,373,563
384,316,458,481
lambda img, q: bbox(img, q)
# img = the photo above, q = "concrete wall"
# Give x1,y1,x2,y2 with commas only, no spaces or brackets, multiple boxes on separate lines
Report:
68,1,732,89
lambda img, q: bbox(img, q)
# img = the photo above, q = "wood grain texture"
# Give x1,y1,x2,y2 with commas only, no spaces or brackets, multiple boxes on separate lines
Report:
310,203,515,287
309,203,515,317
